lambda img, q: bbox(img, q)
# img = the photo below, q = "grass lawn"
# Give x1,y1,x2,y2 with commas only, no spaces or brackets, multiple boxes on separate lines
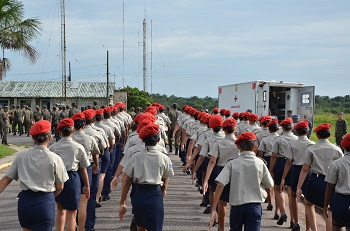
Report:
0,145,16,159
310,113,350,143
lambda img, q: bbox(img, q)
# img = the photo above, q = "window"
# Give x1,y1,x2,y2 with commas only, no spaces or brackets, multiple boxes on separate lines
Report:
263,91,267,102
0,99,9,108
302,94,310,104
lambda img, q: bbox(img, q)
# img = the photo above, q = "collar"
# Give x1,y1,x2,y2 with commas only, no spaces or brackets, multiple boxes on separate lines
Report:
240,151,256,156
225,134,236,139
318,139,330,143
60,137,72,141
298,135,309,140
344,151,350,156
145,146,158,151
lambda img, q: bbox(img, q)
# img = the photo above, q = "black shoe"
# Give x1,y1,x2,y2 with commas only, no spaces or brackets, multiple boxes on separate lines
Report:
199,186,203,194
290,221,295,229
130,217,137,231
186,169,192,175
203,206,211,214
169,149,172,153
96,202,101,208
182,162,186,166
84,229,95,231
199,202,207,207
277,214,287,225
13,133,16,135
3,143,9,146
291,223,301,231
264,198,268,203
175,148,179,155
102,195,110,201
27,134,29,137
274,213,280,220
267,204,273,211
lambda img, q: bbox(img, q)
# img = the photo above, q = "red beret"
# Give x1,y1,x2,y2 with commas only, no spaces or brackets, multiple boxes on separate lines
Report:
266,119,278,127
203,114,211,124
235,132,257,145
134,113,141,123
137,119,153,133
248,114,258,121
84,109,96,120
260,116,272,124
242,112,250,118
340,134,350,148
104,106,113,114
145,106,157,115
313,123,331,133
119,103,126,109
221,118,236,128
209,115,223,128
138,113,156,123
193,110,200,117
219,109,226,114
139,124,160,140
280,118,293,126
232,112,239,118
199,114,207,123
212,107,219,113
57,118,74,131
182,105,188,111
112,106,119,112
30,120,51,136
72,112,85,121
224,109,231,115
95,109,104,115
294,120,309,130
159,105,164,110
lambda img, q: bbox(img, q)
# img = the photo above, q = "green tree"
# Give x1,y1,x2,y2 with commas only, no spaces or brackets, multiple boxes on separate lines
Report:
0,0,42,80
119,86,152,110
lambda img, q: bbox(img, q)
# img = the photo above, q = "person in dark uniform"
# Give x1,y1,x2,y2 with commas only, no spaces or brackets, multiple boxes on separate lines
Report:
297,123,343,231
13,105,23,135
324,133,350,231
50,106,60,141
23,106,32,137
42,105,50,121
335,112,348,148
1,106,10,145
210,132,274,230
0,120,69,231
269,90,279,116
49,118,91,231
119,124,174,231
33,105,42,123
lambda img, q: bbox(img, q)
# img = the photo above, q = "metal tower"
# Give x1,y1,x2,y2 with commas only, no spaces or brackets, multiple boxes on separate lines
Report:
60,0,67,100
143,18,147,92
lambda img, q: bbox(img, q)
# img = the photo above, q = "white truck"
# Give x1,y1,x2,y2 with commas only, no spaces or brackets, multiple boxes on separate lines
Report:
218,80,315,122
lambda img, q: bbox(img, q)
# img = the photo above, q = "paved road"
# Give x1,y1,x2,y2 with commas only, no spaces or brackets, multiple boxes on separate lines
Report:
0,135,327,230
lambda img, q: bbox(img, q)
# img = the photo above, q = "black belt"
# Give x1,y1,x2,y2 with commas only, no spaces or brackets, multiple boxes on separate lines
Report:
311,172,325,178
137,184,161,190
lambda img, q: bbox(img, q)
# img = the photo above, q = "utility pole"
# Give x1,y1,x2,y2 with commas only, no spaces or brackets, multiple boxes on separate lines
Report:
60,0,67,101
122,1,125,88
107,50,109,105
143,18,147,92
68,61,71,81
150,20,153,99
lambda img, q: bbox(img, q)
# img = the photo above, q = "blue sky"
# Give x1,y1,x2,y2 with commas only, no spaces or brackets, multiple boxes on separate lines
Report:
4,0,350,98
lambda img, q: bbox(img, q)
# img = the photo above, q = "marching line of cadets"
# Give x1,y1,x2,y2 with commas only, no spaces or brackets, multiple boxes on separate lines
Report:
0,102,349,231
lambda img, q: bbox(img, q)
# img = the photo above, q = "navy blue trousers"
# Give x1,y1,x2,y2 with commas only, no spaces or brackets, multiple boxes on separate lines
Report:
230,203,262,231
85,159,101,230
331,193,350,227
102,145,116,197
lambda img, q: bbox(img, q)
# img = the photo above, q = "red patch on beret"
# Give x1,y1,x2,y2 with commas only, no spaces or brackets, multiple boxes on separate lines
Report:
235,132,257,144
219,109,226,114
136,119,153,133
84,109,96,120
139,124,160,139
221,118,236,128
280,118,293,126
313,123,331,133
232,112,239,118
57,118,74,131
266,119,278,127
104,106,113,114
212,107,219,113
209,115,223,128
72,112,85,121
30,120,51,136
294,120,308,130
248,114,258,121
340,134,350,148
95,109,104,115
145,106,157,115
138,113,156,123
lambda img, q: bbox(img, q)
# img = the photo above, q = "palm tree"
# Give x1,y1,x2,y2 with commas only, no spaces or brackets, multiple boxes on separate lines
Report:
0,0,42,80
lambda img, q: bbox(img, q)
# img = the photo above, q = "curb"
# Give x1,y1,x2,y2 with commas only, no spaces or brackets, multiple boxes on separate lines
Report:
0,161,13,170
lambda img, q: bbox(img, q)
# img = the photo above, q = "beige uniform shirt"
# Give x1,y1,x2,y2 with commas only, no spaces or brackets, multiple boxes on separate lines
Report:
72,130,100,162
325,152,350,195
191,123,206,142
199,131,225,157
123,146,174,185
237,121,249,135
272,131,298,157
284,136,315,166
120,143,167,167
258,132,279,157
49,137,90,171
91,124,109,148
94,121,115,142
111,115,126,132
6,145,69,192
256,127,270,145
124,134,142,151
84,125,107,152
215,151,274,206
209,134,240,167
302,139,343,176
196,128,211,148
102,118,121,138
245,123,261,134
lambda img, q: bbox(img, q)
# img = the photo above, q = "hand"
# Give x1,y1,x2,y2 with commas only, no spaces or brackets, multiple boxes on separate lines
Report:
121,144,125,151
181,144,185,152
203,181,209,195
110,176,119,191
162,190,167,198
323,206,329,218
280,179,285,192
93,165,99,174
296,188,302,203
118,204,127,221
83,186,90,200
209,210,218,228
192,172,196,185
182,161,192,173
269,171,274,179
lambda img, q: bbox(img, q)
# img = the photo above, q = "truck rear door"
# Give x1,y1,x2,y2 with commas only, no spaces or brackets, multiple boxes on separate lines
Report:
297,86,315,122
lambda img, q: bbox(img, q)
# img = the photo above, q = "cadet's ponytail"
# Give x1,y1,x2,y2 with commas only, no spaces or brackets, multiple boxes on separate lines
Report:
33,131,51,144
74,119,85,129
213,127,221,133
61,126,73,137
